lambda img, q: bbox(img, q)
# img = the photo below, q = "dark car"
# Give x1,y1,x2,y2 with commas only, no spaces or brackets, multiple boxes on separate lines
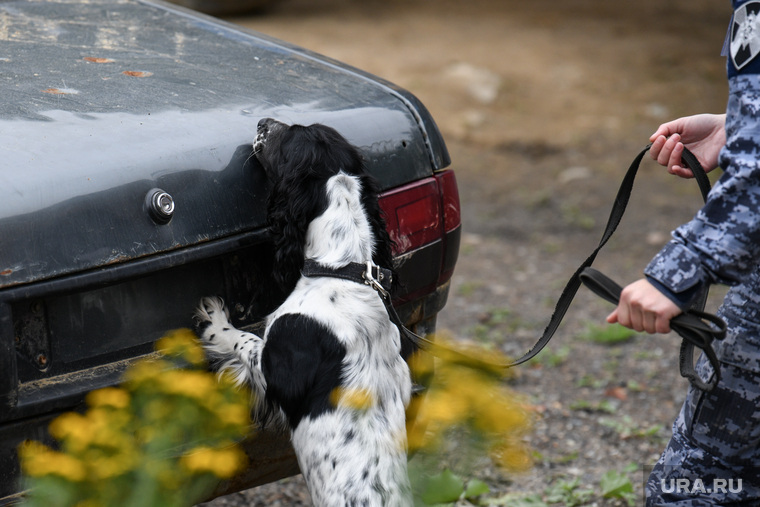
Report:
0,0,460,502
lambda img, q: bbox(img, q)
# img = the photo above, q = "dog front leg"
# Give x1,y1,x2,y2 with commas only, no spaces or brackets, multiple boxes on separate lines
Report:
194,296,266,392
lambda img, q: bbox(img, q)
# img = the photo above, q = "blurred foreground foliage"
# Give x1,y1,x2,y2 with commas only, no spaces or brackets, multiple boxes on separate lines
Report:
407,331,533,505
19,328,534,506
19,329,251,507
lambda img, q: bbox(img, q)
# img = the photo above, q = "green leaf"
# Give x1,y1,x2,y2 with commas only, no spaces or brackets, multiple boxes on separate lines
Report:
420,469,465,505
464,478,490,499
544,478,593,507
580,322,636,345
600,470,634,498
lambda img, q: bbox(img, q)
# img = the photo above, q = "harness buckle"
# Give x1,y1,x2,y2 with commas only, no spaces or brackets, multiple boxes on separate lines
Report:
363,261,390,300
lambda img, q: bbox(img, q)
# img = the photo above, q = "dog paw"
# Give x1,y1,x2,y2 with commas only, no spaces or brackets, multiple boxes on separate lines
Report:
194,297,235,351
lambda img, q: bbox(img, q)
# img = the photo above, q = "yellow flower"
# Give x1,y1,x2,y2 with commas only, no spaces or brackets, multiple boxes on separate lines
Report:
490,439,533,472
155,328,206,366
472,391,530,436
406,419,429,451
86,387,130,410
158,370,216,400
49,412,93,452
417,389,469,427
216,403,250,429
123,358,166,387
18,441,87,482
180,446,247,479
408,350,435,379
330,387,375,411
88,454,136,480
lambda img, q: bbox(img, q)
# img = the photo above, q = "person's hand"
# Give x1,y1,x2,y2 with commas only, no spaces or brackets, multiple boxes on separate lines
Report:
606,279,682,334
649,114,726,178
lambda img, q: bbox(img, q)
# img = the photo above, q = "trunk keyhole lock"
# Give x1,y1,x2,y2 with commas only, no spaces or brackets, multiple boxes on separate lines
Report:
146,188,175,224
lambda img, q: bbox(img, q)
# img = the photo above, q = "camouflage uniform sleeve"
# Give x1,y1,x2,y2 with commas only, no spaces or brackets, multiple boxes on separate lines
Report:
645,75,760,299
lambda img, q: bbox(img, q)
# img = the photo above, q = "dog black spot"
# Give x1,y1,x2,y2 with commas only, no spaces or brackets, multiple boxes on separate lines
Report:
329,292,338,303
209,333,216,341
223,327,230,332
262,314,347,428
234,343,238,350
343,429,355,443
362,468,370,480
332,459,337,470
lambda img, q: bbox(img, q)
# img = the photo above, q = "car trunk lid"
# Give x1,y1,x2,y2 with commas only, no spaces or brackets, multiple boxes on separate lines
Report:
0,0,448,289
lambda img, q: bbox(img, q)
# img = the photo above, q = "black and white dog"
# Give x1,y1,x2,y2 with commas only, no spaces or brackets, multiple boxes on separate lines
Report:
195,119,413,506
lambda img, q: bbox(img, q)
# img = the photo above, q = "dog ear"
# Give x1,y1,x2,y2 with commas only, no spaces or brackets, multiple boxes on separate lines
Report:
266,123,397,293
268,173,328,292
266,126,333,291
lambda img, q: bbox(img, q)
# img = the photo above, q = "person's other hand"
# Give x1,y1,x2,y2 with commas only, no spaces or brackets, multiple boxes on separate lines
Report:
606,278,681,334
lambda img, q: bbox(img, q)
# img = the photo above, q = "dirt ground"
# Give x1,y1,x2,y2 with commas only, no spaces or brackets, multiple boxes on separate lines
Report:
203,0,732,504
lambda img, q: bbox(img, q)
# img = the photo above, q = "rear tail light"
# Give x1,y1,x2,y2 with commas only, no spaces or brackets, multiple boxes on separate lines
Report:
379,169,461,292
436,170,461,282
381,180,441,255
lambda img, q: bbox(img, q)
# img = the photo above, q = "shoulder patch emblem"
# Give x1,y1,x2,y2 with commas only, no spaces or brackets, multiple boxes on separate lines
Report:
731,2,760,70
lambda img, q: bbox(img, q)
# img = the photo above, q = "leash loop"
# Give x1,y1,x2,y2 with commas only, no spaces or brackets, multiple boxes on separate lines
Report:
579,267,725,391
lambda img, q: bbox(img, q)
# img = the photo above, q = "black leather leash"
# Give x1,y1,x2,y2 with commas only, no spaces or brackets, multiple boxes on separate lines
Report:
303,146,726,391
507,144,725,391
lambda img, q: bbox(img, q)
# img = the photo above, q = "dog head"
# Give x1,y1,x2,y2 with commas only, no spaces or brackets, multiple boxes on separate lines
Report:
254,118,394,292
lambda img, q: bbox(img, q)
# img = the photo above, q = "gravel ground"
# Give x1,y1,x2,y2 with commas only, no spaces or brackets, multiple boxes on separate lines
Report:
199,0,731,504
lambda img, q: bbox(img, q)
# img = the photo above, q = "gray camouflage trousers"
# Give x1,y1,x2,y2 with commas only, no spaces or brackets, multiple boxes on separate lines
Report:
645,274,760,505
